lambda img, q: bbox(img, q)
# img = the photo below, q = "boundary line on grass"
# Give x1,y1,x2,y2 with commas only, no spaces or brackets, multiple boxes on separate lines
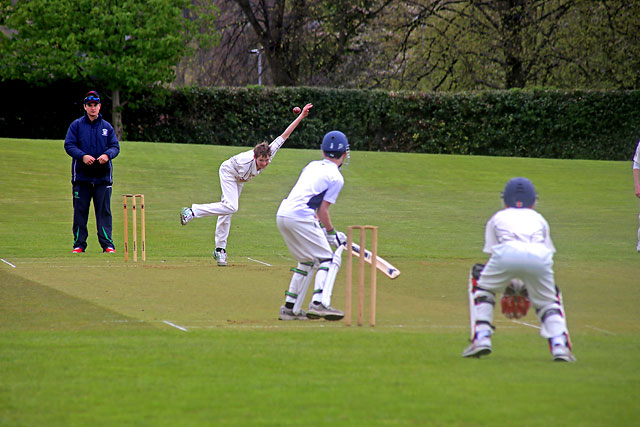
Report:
1,258,16,268
163,320,188,332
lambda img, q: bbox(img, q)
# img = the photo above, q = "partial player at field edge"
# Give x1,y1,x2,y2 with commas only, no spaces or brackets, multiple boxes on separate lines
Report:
632,139,640,252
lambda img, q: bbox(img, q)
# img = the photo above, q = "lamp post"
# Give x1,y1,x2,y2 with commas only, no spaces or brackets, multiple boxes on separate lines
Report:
249,48,263,86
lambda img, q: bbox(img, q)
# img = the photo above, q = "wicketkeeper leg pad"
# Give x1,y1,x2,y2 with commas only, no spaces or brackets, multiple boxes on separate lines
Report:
537,304,569,341
468,263,496,338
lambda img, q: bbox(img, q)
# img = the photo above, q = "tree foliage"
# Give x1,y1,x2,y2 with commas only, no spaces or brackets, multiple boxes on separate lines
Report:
232,0,394,86
545,0,640,89
179,0,639,92
176,0,395,87
2,0,637,97
0,0,219,138
373,0,640,91
367,0,578,90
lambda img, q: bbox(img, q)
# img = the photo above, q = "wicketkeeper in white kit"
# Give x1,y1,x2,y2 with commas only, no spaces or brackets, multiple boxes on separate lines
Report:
180,103,313,265
276,131,350,321
463,177,576,362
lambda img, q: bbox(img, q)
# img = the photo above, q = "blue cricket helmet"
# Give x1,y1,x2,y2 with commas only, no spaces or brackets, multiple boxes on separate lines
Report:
321,131,349,158
502,177,537,208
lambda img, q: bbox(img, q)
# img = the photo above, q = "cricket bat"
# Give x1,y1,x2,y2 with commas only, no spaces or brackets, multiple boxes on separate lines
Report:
350,242,400,279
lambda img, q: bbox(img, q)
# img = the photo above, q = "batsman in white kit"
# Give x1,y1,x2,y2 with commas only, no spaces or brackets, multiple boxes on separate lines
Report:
463,177,576,362
276,131,350,320
180,103,313,266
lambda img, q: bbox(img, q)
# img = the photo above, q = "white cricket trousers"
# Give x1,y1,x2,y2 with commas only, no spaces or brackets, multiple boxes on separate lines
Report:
276,216,334,262
637,200,640,245
191,161,243,249
476,241,569,339
277,216,338,311
478,241,557,309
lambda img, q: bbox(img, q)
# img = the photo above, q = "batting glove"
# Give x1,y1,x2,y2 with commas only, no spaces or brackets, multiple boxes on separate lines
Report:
326,229,345,248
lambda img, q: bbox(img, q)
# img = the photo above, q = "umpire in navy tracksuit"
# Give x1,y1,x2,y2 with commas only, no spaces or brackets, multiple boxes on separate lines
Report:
64,91,120,253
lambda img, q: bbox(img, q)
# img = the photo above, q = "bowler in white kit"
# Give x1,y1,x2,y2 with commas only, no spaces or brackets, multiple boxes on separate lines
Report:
463,177,575,362
180,103,313,266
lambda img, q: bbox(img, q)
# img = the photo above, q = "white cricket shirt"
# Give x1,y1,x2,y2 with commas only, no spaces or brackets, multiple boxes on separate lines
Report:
633,140,640,170
483,208,555,254
277,159,344,221
227,136,285,182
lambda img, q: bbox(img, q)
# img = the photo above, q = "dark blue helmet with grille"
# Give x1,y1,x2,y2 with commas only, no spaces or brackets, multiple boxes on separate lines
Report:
321,131,349,158
503,177,537,208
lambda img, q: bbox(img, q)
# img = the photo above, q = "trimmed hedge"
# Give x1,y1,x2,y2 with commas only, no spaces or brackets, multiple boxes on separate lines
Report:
1,82,638,160
124,87,640,160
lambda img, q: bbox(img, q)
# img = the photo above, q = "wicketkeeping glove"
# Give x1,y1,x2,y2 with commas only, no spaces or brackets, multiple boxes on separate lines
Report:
501,279,531,319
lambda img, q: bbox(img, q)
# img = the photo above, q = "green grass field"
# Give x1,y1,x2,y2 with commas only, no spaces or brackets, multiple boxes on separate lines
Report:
1,137,639,426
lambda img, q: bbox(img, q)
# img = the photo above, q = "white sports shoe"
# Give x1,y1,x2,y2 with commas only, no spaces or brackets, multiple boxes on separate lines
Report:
278,306,309,321
551,345,576,362
306,302,344,321
636,241,640,253
462,337,492,358
180,207,194,225
213,248,227,266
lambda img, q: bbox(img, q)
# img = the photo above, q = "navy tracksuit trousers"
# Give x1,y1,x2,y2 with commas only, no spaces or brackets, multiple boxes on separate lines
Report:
72,182,114,251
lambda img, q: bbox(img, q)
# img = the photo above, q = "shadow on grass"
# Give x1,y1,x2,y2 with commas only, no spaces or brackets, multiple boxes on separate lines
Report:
0,270,156,331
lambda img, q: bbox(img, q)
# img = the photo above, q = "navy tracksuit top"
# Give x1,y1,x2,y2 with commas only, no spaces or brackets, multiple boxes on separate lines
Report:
64,113,120,184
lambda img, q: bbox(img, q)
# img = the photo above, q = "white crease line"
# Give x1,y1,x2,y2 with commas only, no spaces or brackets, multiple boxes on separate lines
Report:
585,325,616,336
184,324,472,330
511,320,541,330
278,253,296,262
1,258,17,268
163,320,188,332
103,319,146,323
247,257,272,266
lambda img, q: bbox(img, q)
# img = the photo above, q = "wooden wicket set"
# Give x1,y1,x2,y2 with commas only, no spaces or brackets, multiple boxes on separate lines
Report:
345,225,378,327
122,194,145,262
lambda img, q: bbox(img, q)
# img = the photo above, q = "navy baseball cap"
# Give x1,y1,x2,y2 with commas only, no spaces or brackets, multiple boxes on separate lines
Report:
84,91,101,104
